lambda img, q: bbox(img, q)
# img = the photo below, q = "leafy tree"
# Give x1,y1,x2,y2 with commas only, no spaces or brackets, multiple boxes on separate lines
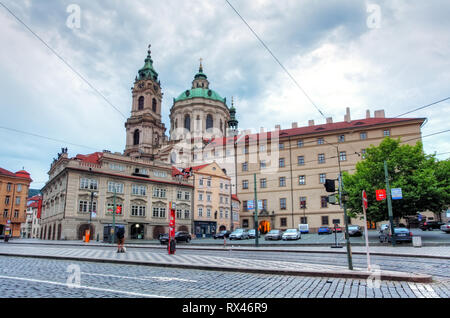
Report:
343,137,450,223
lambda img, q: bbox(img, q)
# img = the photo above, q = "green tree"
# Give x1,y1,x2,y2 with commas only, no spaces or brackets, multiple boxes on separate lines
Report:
343,137,450,223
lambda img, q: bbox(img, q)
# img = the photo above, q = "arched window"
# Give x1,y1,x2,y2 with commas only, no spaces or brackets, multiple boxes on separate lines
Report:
206,114,213,130
138,96,144,110
133,129,140,145
152,98,157,112
184,115,191,131
220,119,223,132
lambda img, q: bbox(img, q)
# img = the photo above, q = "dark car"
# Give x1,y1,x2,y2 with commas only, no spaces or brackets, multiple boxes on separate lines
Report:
159,231,191,244
213,230,231,239
348,225,363,237
264,229,283,240
420,221,444,231
379,228,413,243
318,227,332,235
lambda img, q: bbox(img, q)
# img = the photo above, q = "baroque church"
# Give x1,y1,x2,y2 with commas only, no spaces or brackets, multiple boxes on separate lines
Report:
124,45,239,167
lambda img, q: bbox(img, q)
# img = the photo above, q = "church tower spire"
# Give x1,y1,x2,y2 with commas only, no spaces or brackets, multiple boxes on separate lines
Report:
192,58,209,89
124,44,166,159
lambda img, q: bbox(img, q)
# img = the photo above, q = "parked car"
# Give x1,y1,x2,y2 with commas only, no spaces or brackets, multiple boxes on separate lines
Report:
318,227,332,235
440,223,450,233
247,229,261,239
264,229,283,240
348,225,363,237
213,230,231,239
420,221,445,231
282,229,301,240
229,229,249,240
159,231,191,244
298,224,309,234
379,227,413,243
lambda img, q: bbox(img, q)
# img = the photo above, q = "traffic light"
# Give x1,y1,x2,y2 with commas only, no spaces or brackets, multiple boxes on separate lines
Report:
324,179,336,192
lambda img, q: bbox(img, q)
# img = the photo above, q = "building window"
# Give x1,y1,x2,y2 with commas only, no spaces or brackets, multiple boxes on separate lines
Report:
199,178,203,186
184,192,190,200
243,201,248,212
243,219,249,228
132,185,146,196
152,188,166,198
17,184,22,192
198,193,203,201
280,218,287,227
207,179,211,187
297,156,305,165
319,173,326,184
79,200,88,213
133,129,140,145
262,199,268,210
360,132,367,140
279,158,285,168
383,129,390,137
332,219,341,225
242,180,249,189
339,151,347,161
279,143,284,150
177,191,182,200
297,140,304,148
206,208,211,218
280,198,287,210
184,210,190,219
5,196,10,205
321,196,328,208
184,115,191,131
321,216,329,225
207,193,211,202
206,114,214,130
176,209,182,219
14,210,19,218
299,197,307,209
298,175,306,185
300,216,307,224
3,209,8,218
6,183,12,192
242,162,248,171
152,98,157,112
260,178,267,188
80,178,98,190
15,197,21,205
198,207,203,217
318,153,325,164
338,135,345,143
138,96,144,110
317,138,324,145
279,177,286,187
152,207,165,218
131,206,146,217
260,160,266,169
108,182,124,194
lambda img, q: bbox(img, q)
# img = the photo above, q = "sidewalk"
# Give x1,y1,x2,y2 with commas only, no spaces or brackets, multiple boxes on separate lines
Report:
4,238,450,259
0,241,435,283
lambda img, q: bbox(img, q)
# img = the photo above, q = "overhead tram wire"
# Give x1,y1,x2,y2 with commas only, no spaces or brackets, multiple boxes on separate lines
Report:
0,2,126,119
224,0,327,120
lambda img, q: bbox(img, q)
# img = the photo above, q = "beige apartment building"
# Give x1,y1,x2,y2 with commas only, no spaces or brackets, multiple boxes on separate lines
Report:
198,108,425,233
40,148,194,241
185,162,238,238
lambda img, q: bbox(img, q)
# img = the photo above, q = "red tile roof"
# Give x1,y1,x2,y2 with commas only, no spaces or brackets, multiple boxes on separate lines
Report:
207,117,425,147
74,152,103,164
231,194,240,202
0,167,32,181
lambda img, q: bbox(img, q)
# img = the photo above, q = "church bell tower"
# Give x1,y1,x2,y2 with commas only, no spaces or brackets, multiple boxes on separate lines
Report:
124,45,166,159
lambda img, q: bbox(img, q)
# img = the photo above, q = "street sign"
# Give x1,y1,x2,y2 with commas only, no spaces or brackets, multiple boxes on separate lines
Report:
376,189,386,201
391,188,402,200
362,190,368,209
247,200,254,210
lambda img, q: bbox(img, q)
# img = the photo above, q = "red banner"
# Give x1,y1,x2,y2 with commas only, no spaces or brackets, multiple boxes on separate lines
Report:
37,197,43,219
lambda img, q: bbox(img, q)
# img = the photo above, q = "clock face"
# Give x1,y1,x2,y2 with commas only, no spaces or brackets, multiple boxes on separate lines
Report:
138,83,144,89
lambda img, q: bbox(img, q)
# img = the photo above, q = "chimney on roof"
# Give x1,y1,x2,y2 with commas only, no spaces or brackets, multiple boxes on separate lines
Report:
308,120,315,126
366,110,371,119
374,109,385,118
344,107,351,123
275,124,281,130
292,122,298,128
326,117,333,124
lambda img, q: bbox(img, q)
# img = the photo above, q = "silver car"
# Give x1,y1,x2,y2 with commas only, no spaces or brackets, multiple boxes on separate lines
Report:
282,229,301,240
441,223,450,233
229,229,249,240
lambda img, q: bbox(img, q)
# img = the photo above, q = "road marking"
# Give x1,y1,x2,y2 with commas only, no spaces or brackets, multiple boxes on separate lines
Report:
81,272,197,283
0,274,168,298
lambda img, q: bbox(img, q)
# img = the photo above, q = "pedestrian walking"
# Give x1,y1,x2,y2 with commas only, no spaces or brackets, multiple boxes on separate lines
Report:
116,226,125,253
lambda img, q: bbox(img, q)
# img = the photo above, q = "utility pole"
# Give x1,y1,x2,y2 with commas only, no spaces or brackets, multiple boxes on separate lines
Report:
384,161,396,247
253,173,259,247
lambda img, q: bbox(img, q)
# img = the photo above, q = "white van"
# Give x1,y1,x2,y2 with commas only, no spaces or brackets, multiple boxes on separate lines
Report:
298,224,309,234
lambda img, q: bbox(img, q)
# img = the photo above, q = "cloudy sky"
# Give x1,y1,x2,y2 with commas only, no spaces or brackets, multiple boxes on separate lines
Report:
1,0,449,189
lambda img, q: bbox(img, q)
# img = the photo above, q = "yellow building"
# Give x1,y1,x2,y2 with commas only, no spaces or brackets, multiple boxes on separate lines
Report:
188,162,237,238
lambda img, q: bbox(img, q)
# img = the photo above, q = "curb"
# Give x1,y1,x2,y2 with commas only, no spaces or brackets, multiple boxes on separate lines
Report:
0,252,433,283
3,241,450,260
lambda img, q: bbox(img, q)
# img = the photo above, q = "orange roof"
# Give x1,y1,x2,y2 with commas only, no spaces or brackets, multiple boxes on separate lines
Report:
231,194,240,202
74,152,103,164
0,167,32,181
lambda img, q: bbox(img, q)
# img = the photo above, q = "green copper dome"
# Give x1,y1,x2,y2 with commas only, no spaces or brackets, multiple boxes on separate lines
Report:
137,45,158,81
174,87,226,103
